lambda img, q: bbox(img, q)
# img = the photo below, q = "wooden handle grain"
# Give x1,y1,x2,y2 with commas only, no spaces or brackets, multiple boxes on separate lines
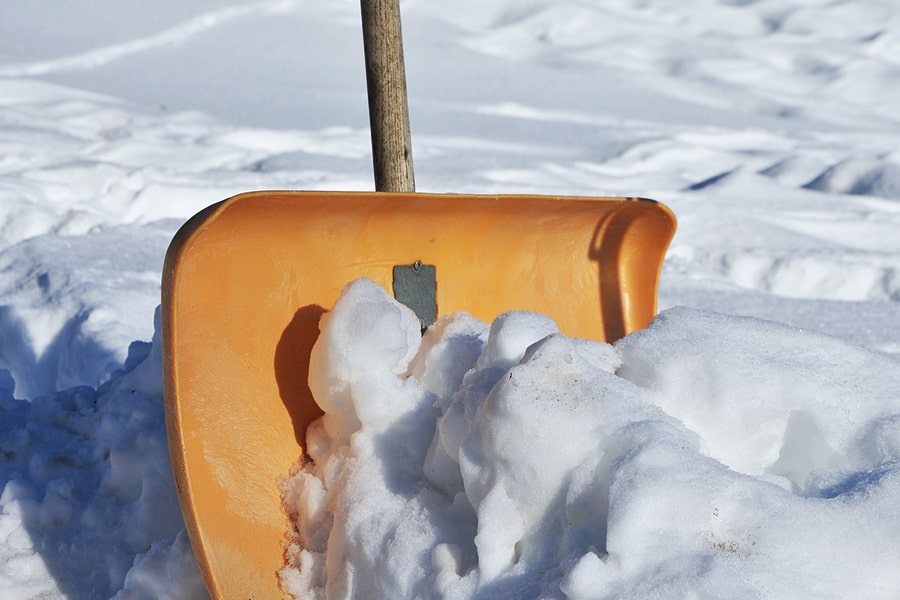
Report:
361,0,415,192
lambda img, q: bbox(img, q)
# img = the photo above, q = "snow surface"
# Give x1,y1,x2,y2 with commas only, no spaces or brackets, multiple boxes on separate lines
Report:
1,0,899,598
281,279,900,599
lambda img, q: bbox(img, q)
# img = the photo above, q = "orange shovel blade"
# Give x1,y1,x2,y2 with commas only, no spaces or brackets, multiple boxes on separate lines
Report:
161,191,676,599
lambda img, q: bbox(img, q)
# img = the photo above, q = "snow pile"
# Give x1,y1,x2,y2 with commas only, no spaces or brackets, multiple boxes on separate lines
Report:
281,279,900,599
0,310,206,599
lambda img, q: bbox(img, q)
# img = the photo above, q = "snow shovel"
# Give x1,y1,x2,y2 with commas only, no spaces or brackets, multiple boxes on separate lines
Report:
161,2,676,599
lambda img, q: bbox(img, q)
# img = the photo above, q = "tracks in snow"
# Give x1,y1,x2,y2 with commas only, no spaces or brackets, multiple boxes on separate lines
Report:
0,0,298,77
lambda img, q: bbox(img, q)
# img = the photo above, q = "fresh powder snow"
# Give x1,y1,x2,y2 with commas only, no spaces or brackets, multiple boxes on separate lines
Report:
2,0,900,598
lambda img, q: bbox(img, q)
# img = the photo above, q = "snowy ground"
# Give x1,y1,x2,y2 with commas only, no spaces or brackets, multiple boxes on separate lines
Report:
1,0,899,598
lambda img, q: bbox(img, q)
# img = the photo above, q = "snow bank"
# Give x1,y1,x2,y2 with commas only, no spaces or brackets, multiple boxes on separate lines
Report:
281,280,900,599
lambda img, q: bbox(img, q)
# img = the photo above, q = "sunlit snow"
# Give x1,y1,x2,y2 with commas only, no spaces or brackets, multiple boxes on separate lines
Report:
1,0,900,598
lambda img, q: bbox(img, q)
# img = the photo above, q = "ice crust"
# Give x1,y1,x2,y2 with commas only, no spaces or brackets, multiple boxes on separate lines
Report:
281,279,900,599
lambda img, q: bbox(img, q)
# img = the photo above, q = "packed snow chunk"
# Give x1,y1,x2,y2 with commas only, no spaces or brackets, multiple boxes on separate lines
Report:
409,311,489,402
474,311,560,371
281,279,681,598
454,333,659,587
308,278,424,441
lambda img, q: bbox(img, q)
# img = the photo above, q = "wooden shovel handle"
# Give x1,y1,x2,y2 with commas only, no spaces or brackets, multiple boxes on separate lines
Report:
361,0,415,192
